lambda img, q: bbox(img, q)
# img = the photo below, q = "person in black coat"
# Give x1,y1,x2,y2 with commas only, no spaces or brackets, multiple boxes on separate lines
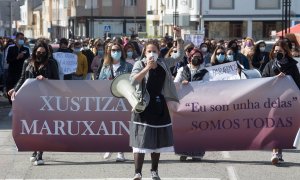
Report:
8,41,59,166
252,40,270,73
262,40,300,165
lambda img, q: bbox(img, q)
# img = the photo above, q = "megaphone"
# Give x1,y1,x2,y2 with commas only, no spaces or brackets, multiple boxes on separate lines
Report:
241,68,262,79
110,73,146,113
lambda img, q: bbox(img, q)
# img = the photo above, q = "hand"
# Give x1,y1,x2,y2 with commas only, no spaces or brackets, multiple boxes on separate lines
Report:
17,53,24,59
173,26,181,38
182,80,189,85
146,59,157,70
8,89,16,100
277,72,285,78
36,75,47,80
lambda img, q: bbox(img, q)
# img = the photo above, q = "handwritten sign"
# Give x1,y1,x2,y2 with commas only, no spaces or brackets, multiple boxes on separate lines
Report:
205,62,241,81
53,52,77,77
184,34,204,47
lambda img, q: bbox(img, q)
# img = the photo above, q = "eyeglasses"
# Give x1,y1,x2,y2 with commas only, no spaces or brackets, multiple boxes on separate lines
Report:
216,52,225,55
111,49,121,52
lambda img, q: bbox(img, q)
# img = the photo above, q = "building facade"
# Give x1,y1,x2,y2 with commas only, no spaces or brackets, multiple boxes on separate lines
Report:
0,0,24,37
18,0,43,38
69,0,146,39
147,0,300,40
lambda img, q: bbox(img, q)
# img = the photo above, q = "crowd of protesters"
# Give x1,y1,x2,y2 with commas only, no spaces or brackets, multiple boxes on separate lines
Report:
1,29,300,179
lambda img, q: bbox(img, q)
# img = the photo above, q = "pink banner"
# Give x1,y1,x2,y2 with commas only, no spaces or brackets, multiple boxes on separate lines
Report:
12,79,132,152
171,76,300,151
12,77,300,152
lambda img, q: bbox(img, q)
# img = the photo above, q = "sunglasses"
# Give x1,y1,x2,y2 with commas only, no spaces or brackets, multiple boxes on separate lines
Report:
216,52,225,55
111,49,121,52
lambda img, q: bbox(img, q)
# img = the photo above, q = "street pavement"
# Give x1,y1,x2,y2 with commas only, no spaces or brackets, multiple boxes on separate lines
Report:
1,95,300,180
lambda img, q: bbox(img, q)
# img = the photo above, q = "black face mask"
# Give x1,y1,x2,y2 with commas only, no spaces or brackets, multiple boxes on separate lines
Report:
36,53,47,63
276,52,284,61
191,57,203,66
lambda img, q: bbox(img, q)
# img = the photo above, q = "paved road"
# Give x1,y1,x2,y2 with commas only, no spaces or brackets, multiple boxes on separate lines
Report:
1,96,300,180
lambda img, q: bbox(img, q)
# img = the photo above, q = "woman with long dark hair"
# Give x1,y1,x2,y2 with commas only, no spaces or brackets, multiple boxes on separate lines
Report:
262,40,300,165
8,41,59,166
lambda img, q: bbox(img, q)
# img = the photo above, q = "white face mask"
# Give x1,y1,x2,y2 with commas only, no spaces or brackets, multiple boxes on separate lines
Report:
260,47,265,52
146,52,158,61
201,47,208,52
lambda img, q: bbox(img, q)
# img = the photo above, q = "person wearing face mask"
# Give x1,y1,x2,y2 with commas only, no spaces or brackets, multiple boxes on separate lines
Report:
227,39,250,69
129,27,184,180
124,43,137,65
262,40,300,165
200,42,212,67
174,48,209,84
173,48,208,162
91,41,105,80
99,43,133,162
241,37,255,57
5,32,30,114
72,42,88,80
252,41,270,73
211,45,230,66
8,42,59,166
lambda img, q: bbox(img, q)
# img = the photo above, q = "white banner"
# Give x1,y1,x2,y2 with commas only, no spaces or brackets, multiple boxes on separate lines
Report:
206,62,241,81
53,52,77,77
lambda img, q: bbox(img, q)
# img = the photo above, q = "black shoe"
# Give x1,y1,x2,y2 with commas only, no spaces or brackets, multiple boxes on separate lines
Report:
179,156,187,161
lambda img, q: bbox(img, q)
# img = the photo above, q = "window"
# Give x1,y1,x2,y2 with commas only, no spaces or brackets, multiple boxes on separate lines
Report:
64,0,68,8
189,0,193,8
210,0,234,9
263,22,276,38
85,0,97,9
102,0,112,6
229,21,243,38
256,0,280,9
124,0,137,6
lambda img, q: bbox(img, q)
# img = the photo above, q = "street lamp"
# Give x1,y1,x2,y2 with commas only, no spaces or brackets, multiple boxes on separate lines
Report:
160,1,165,37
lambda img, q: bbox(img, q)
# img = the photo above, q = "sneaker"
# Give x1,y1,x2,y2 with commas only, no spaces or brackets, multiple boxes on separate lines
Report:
103,152,112,160
33,159,44,166
30,152,37,162
116,152,125,162
33,153,44,166
133,173,142,180
271,153,279,165
151,170,161,180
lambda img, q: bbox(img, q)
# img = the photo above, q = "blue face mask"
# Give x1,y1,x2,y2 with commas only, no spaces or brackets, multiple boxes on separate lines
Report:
18,39,24,46
98,50,104,56
73,48,81,53
111,51,121,61
227,55,234,61
127,51,133,58
217,54,225,63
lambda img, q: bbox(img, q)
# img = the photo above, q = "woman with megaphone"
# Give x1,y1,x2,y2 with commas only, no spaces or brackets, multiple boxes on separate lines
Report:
129,26,184,180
